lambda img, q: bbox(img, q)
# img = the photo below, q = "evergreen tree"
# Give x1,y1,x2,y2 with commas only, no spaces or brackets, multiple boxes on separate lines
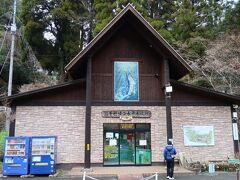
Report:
93,0,174,41
222,1,240,30
193,0,233,39
93,0,113,36
172,0,198,41
20,0,87,78
0,0,12,26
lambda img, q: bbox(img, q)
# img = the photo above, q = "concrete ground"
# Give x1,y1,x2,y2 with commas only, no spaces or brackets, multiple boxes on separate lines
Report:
62,165,194,176
0,172,237,180
1,166,237,179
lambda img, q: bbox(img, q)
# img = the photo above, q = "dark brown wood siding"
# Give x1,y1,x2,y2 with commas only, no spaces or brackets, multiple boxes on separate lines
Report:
171,84,230,104
92,25,164,101
12,83,86,106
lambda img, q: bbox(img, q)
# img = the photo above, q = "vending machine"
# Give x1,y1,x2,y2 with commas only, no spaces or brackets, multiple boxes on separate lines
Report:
2,137,30,176
30,136,56,175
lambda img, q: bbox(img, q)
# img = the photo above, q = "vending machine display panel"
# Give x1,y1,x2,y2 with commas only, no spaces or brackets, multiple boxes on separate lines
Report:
2,137,30,176
30,136,56,175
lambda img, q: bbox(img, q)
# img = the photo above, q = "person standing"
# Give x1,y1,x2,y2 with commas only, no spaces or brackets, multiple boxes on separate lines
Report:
163,141,177,179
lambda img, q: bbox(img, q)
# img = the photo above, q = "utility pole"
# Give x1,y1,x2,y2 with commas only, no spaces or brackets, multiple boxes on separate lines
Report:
8,0,17,96
6,0,17,131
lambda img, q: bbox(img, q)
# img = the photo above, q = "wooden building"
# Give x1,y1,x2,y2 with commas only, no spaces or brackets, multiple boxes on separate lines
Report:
1,4,240,168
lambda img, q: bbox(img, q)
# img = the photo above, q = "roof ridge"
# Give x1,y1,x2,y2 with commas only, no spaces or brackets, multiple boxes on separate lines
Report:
65,4,134,71
64,3,191,77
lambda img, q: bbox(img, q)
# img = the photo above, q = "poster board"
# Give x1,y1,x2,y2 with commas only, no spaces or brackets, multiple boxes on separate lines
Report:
183,125,215,146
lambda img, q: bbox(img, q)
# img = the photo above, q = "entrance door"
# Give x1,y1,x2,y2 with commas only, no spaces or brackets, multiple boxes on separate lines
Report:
135,131,151,165
119,132,135,165
103,123,151,166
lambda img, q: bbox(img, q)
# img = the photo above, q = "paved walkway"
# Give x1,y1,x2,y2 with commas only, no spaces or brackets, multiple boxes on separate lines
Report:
0,172,236,179
63,165,194,178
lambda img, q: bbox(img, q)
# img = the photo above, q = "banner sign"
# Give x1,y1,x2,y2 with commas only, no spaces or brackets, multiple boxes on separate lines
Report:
101,110,151,118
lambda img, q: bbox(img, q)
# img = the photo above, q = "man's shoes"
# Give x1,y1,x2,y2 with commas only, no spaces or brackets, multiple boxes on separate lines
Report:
166,176,170,179
169,177,174,180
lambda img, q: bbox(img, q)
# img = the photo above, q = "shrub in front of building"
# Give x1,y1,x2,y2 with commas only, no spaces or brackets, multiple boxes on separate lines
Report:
201,161,238,172
0,131,8,162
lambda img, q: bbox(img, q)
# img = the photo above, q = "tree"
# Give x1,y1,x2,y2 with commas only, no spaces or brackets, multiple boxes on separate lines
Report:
170,0,206,61
0,0,12,26
222,1,240,30
20,0,87,78
194,0,233,39
189,31,240,95
172,0,199,41
0,0,48,95
93,0,174,41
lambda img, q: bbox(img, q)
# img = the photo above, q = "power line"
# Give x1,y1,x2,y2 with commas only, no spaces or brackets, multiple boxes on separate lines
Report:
0,49,10,76
0,28,8,53
0,19,11,53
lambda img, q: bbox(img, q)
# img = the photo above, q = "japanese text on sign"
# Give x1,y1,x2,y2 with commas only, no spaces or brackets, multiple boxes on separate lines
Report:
101,110,151,118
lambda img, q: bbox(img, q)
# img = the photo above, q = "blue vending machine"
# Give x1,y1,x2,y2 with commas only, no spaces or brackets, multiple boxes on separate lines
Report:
30,136,56,175
2,136,30,176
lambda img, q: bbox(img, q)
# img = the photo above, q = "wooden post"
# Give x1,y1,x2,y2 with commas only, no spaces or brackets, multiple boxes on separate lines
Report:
84,56,92,169
163,57,173,143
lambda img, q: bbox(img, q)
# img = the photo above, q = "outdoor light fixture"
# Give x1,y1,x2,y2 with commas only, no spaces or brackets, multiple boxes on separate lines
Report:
233,112,238,118
165,84,173,93
0,106,6,112
233,104,239,109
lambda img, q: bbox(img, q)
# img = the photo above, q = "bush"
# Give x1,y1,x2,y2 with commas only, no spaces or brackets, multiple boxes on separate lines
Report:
202,161,238,172
215,162,236,171
201,163,208,172
0,131,8,162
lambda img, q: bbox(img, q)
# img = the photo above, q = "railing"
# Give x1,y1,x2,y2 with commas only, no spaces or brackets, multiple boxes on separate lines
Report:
140,172,158,180
82,172,159,180
83,171,101,180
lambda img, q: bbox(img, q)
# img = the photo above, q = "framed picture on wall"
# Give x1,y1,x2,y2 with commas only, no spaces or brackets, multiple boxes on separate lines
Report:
114,61,139,101
183,125,215,146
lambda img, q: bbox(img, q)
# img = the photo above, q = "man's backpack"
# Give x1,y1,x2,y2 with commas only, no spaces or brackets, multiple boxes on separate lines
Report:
166,149,173,160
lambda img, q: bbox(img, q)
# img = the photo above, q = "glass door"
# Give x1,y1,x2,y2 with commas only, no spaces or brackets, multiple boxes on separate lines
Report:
135,132,151,165
104,131,119,165
119,132,135,165
103,123,151,166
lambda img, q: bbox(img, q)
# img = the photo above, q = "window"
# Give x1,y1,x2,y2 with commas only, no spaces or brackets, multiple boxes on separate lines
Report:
114,61,139,101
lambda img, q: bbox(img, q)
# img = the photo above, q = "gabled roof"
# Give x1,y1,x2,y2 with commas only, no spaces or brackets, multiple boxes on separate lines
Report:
1,78,240,106
171,80,240,105
65,3,192,78
0,79,85,105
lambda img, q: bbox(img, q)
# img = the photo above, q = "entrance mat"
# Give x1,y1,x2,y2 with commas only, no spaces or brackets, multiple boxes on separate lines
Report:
118,174,143,180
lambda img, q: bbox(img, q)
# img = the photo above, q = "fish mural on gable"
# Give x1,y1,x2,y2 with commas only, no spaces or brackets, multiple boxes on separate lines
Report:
114,61,139,101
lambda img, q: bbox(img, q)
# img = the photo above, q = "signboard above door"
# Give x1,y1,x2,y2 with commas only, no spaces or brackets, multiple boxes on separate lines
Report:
101,110,151,118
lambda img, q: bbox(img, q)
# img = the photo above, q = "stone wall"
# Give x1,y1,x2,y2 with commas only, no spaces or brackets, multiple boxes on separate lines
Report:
91,106,234,163
15,106,85,164
15,105,234,164
172,106,234,162
91,106,166,163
